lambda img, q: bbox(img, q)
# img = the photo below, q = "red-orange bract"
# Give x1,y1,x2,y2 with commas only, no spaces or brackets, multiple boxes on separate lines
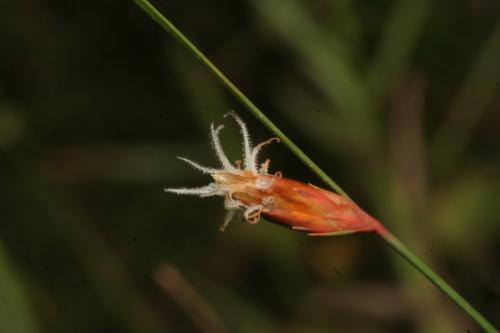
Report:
165,113,383,236
216,171,383,236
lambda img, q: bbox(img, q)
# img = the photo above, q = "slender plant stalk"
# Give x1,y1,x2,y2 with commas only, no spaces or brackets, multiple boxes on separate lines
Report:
133,1,499,332
377,227,498,333
133,0,347,198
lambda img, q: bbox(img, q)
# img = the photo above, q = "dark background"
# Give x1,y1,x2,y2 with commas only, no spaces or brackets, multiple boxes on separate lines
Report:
1,0,499,332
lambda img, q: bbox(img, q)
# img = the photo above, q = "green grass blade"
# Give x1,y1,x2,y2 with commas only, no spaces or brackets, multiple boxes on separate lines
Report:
133,1,499,332
133,0,347,198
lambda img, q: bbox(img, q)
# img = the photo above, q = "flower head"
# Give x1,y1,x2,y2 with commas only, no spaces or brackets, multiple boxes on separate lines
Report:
165,113,382,235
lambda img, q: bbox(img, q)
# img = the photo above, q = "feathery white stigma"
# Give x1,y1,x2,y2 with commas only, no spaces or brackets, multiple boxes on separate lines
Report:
164,113,280,230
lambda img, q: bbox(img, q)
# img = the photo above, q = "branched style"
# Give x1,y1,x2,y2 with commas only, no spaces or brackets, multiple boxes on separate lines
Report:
165,112,279,230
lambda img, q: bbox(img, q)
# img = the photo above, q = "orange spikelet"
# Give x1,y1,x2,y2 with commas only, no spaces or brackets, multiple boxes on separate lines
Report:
214,172,382,235
165,113,383,236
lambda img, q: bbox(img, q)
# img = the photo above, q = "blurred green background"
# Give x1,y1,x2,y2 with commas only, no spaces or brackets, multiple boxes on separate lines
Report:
1,0,499,332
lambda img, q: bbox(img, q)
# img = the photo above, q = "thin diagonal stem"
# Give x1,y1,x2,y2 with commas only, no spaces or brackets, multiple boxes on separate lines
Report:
133,1,499,332
133,0,347,198
377,227,498,333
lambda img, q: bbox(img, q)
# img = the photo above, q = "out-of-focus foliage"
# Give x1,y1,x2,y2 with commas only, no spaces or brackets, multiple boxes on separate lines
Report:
0,0,499,332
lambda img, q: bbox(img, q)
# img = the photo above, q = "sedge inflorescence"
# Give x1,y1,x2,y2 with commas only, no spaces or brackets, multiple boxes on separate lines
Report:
164,112,280,231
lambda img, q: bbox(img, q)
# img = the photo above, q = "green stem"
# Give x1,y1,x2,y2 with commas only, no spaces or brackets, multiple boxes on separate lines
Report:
133,1,499,332
378,227,498,333
133,0,347,198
